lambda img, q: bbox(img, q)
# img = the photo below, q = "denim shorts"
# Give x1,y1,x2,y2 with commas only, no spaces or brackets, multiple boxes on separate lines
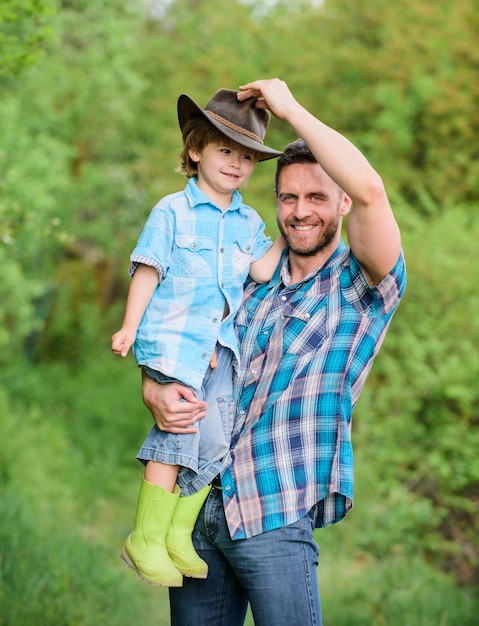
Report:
137,344,234,495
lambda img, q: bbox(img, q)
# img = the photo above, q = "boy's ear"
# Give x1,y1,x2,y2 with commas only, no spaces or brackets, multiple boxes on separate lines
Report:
188,148,200,163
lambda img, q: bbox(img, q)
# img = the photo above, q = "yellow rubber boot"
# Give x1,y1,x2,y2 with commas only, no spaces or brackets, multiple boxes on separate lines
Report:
121,479,183,587
166,485,211,578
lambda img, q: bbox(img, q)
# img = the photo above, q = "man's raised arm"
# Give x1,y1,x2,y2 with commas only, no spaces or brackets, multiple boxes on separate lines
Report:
238,78,401,285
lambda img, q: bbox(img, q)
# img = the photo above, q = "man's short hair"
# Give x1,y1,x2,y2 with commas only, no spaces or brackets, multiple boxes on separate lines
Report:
275,139,317,190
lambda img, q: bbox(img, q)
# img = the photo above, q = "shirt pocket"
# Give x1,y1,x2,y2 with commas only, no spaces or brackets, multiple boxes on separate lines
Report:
171,235,214,277
232,238,255,280
235,305,250,327
284,298,328,356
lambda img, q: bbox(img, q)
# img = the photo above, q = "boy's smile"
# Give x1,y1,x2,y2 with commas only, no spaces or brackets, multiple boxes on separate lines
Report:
190,142,256,210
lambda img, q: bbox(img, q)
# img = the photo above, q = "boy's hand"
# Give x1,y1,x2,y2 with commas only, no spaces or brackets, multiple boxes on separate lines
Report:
111,329,135,357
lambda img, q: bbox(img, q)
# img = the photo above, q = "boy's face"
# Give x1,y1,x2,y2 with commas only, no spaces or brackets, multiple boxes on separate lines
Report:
189,141,257,208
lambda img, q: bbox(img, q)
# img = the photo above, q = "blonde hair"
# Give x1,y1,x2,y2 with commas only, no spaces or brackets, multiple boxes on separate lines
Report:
176,117,261,178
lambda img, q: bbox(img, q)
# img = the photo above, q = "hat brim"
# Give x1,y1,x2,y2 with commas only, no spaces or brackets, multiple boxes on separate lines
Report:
177,94,282,162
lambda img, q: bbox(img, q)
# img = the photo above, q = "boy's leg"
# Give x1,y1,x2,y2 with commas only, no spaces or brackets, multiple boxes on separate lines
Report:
138,367,202,473
164,345,234,579
126,367,193,586
144,460,179,491
166,484,211,579
177,344,234,495
122,479,183,587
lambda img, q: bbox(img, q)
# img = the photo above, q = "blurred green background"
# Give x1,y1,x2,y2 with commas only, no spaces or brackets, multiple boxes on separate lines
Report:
1,0,478,624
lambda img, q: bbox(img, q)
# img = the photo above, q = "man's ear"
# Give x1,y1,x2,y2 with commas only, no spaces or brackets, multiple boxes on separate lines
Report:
340,194,352,216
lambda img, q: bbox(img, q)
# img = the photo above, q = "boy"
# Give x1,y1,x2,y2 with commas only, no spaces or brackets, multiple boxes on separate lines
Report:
111,88,283,587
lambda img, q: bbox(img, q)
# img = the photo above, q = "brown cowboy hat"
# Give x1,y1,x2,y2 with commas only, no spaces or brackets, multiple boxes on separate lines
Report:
177,89,282,162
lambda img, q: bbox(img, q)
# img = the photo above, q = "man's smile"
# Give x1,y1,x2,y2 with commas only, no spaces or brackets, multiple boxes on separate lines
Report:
291,224,316,231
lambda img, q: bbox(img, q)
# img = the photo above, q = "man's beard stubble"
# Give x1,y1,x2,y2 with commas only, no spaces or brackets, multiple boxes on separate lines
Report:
277,217,339,257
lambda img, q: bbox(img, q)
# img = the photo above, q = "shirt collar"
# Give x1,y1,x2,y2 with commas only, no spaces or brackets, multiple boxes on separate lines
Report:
185,177,243,211
268,240,348,291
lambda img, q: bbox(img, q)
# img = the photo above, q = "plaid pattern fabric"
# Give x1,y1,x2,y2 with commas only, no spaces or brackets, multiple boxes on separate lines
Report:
129,177,272,389
221,243,406,539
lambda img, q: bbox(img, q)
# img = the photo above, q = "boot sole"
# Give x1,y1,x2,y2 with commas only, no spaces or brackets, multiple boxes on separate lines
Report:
179,570,208,579
121,549,183,587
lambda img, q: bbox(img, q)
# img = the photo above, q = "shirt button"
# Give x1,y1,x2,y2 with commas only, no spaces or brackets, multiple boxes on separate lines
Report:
220,248,224,253
281,295,287,301
251,369,257,374
202,353,207,359
213,318,219,323
225,485,231,491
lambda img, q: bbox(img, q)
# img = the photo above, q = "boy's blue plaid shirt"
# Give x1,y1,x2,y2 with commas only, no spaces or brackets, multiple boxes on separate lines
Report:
129,177,272,389
221,243,406,540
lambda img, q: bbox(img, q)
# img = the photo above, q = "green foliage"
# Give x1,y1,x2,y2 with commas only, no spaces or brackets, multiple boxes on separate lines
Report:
0,0,58,78
310,0,479,209
0,0,150,362
319,544,479,626
0,247,42,362
0,0,478,621
0,369,170,626
354,202,479,584
4,0,477,361
0,89,73,361
2,351,478,625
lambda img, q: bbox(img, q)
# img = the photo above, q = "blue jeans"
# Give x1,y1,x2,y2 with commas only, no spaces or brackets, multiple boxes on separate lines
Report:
169,487,322,626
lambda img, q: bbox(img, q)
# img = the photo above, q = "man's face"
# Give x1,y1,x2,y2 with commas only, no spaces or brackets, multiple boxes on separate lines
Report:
276,162,350,258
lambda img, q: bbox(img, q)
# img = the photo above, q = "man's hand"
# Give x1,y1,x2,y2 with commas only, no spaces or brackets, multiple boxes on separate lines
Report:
142,372,207,434
237,78,300,122
239,78,401,284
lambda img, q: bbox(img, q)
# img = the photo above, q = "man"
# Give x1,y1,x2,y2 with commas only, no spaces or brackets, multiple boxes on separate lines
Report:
142,78,406,625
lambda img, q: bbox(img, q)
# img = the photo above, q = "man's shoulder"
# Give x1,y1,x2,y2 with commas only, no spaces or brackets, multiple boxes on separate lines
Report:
342,248,406,316
344,247,405,283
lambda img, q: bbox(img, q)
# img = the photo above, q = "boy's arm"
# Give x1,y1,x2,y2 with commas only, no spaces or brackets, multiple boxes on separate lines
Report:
248,235,286,283
111,264,159,357
238,79,401,286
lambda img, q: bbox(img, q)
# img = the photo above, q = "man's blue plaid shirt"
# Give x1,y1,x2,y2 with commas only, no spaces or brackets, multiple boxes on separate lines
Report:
221,242,406,539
